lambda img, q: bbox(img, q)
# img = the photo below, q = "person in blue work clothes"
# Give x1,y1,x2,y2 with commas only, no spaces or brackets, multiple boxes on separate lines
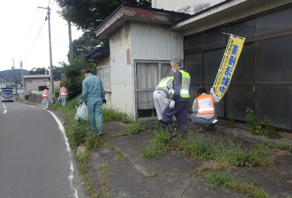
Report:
80,68,106,135
162,58,191,140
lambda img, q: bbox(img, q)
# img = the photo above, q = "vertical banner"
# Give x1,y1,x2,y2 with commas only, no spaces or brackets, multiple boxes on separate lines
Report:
211,34,245,103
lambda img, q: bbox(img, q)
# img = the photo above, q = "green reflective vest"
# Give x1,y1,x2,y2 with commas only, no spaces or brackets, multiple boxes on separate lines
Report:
156,76,174,94
179,70,190,98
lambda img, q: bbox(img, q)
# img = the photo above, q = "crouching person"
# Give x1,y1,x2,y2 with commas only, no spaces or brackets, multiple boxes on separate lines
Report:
190,88,218,131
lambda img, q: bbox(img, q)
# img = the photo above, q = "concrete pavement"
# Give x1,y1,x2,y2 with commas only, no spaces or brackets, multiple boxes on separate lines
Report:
86,121,292,198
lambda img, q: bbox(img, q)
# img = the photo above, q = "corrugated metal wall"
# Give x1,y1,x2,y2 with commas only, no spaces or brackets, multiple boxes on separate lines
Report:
131,21,183,61
109,22,135,117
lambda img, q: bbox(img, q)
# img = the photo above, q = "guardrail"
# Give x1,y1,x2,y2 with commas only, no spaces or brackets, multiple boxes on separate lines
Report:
31,90,42,95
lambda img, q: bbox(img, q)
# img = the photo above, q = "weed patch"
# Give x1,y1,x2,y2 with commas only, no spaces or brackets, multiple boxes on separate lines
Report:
102,108,131,123
173,137,216,160
206,172,270,198
127,120,145,135
246,107,262,135
141,129,170,158
104,143,127,161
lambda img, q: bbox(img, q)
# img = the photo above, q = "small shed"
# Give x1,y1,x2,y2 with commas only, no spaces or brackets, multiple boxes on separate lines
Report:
23,75,50,94
87,4,189,120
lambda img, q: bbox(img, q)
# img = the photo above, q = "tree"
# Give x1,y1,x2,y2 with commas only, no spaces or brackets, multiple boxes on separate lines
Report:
59,54,96,100
29,67,46,75
69,35,102,59
56,0,151,35
29,66,63,81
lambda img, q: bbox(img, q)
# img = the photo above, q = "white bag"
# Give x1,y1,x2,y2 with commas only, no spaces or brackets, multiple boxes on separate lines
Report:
74,103,88,123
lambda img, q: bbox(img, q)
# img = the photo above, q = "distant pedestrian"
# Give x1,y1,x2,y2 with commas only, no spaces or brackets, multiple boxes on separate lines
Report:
59,85,68,106
162,58,191,140
80,68,106,135
190,88,218,130
42,88,49,110
153,76,174,124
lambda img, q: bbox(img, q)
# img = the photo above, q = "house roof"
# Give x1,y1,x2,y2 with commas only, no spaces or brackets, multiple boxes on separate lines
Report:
95,3,190,39
23,75,50,79
84,46,109,62
0,78,7,83
172,0,292,35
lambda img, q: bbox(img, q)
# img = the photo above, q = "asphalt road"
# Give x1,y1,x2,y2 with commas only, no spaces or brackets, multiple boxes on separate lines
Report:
0,101,87,198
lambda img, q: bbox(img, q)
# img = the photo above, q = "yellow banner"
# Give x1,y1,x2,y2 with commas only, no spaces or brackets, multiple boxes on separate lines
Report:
212,35,245,102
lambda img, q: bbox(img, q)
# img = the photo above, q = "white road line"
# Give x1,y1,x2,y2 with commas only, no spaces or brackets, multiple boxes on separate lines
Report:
47,110,79,198
3,103,7,114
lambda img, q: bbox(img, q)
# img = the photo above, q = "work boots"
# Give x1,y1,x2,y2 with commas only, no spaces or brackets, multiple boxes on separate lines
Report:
180,126,188,139
166,123,177,140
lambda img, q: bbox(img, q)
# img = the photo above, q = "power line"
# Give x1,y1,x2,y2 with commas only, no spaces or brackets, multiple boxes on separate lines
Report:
26,9,40,40
23,19,47,62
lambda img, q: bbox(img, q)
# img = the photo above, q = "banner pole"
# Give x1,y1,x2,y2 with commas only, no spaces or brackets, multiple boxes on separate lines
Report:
222,32,246,40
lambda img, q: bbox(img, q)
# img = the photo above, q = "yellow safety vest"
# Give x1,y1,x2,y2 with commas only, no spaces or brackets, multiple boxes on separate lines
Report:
156,76,174,95
179,70,190,98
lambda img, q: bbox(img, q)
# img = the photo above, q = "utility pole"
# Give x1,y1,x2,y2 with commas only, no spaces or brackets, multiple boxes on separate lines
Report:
68,21,73,60
38,6,55,104
20,61,25,95
12,59,18,95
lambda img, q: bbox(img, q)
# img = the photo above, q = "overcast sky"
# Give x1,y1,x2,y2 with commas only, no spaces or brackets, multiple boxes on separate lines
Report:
0,0,83,72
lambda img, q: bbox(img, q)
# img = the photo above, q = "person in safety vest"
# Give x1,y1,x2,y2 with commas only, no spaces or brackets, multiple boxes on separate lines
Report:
80,68,106,135
153,76,174,124
59,85,68,106
190,88,218,130
42,88,49,110
162,58,191,140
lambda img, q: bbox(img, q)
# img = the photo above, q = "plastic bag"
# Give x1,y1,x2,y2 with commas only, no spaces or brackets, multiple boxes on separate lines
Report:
74,103,89,123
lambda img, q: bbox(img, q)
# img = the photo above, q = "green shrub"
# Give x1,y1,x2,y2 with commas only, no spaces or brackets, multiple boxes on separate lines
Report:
246,107,262,135
264,116,280,139
229,112,235,128
66,120,90,148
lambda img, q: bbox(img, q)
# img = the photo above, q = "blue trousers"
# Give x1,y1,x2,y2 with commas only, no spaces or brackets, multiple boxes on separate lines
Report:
162,101,189,130
88,101,103,132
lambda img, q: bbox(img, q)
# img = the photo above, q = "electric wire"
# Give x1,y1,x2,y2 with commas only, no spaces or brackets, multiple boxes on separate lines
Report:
23,19,47,62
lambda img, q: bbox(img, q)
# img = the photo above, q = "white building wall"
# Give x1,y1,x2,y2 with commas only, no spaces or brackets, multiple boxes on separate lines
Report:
131,21,183,61
109,22,135,117
152,0,225,14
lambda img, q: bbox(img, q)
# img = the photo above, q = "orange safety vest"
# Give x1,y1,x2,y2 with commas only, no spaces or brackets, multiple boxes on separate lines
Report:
196,94,215,115
42,90,48,98
60,87,67,96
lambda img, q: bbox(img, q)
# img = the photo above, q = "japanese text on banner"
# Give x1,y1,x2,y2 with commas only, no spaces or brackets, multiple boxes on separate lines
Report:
213,36,245,100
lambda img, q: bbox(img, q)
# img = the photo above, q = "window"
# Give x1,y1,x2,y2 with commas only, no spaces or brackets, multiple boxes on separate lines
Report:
135,61,173,118
97,65,111,92
258,8,292,34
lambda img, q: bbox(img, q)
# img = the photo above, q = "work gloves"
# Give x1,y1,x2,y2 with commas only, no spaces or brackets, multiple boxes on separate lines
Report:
169,100,175,109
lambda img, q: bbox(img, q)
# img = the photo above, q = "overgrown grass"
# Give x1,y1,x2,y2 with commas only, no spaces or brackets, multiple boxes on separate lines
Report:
218,143,273,168
141,129,170,158
127,119,146,135
102,108,132,123
173,137,216,160
141,130,278,170
206,172,270,198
